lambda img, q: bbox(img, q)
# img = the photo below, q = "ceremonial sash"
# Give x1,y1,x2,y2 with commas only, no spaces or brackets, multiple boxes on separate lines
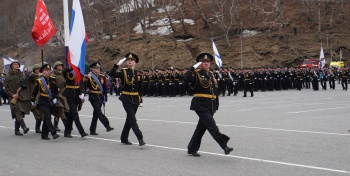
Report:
228,72,234,81
90,73,105,103
40,77,52,99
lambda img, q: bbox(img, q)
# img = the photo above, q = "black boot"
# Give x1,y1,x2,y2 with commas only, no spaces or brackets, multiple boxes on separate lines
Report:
19,119,29,134
14,121,23,136
35,120,42,133
106,126,114,132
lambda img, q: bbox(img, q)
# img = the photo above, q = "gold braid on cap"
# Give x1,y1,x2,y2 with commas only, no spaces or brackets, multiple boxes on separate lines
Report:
128,54,133,59
204,55,208,59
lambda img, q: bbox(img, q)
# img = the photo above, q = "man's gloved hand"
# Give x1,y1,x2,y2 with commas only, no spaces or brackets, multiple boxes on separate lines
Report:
79,93,84,100
117,58,127,65
193,62,202,69
31,101,36,107
53,98,58,105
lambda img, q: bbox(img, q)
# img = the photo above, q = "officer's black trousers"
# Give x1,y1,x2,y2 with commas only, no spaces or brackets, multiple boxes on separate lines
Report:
329,79,335,89
89,100,110,133
39,104,57,138
65,97,85,134
121,102,143,141
187,111,230,153
244,82,253,96
342,79,348,90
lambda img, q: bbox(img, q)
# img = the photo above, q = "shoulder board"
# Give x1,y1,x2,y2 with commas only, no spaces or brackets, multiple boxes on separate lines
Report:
121,68,128,70
50,76,56,79
99,73,105,76
194,69,201,72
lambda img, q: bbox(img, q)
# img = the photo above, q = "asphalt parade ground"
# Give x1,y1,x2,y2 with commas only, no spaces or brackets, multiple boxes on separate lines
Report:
1,85,350,176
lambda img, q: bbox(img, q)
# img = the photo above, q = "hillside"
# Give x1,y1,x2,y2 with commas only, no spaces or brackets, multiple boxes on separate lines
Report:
1,0,350,71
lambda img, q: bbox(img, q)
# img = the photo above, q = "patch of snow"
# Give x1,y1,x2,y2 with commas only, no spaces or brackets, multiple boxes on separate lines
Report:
242,30,261,37
133,17,195,35
173,19,195,25
177,38,193,42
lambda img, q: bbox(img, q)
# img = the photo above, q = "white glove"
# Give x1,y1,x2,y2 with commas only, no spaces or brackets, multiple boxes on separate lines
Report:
117,58,127,65
193,62,202,69
139,103,143,107
79,93,85,100
31,102,36,107
53,98,58,105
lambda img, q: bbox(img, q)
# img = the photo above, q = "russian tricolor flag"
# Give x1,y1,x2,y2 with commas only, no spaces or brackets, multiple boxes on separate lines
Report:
67,0,88,84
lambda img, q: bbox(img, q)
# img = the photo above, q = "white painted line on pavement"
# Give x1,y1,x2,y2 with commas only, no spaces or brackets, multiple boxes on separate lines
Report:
287,106,350,114
1,126,346,174
80,115,350,137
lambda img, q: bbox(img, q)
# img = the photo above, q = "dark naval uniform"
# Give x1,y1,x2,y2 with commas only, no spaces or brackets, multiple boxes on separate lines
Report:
85,62,114,135
109,53,145,146
31,64,59,140
63,68,88,138
184,53,233,157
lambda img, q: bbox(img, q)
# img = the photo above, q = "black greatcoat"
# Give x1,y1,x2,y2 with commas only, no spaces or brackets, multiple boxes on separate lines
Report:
109,64,144,141
184,67,230,153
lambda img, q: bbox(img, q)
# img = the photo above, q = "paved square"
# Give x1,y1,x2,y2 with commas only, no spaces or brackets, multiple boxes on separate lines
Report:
0,84,349,176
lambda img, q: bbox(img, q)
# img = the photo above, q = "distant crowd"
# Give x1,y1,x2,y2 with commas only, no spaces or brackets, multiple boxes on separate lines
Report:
102,66,349,98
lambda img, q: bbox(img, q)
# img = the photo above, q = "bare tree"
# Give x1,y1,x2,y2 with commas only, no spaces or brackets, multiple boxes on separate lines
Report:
190,0,210,29
210,0,239,47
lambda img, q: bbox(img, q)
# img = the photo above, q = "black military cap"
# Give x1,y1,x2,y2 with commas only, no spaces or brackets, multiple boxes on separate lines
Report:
195,53,214,63
125,52,139,63
40,64,51,73
90,62,101,68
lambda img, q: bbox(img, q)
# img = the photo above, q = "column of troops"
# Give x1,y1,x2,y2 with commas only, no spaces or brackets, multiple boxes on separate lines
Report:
112,66,349,98
3,53,145,146
3,59,350,139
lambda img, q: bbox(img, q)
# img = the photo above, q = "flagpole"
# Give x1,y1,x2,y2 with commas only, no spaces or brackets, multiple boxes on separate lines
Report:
63,0,69,68
41,47,44,65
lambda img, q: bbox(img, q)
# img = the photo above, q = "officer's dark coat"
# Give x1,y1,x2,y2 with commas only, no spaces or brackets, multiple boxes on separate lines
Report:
109,64,143,105
184,67,219,113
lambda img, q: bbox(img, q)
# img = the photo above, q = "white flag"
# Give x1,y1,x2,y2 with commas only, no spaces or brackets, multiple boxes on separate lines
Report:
3,54,24,72
319,47,325,70
212,39,222,68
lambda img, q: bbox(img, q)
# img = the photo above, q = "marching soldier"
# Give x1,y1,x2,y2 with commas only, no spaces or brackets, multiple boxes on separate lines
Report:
184,53,233,157
157,70,165,97
5,60,30,136
311,67,319,91
31,64,59,140
147,70,157,97
85,62,114,135
295,68,302,91
329,68,335,90
341,67,348,91
28,64,43,133
51,61,68,131
321,69,328,90
109,53,146,146
62,68,88,138
243,70,254,97
142,70,149,96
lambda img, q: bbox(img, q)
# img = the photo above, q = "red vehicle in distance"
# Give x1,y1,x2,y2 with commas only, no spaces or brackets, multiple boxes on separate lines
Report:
299,59,320,69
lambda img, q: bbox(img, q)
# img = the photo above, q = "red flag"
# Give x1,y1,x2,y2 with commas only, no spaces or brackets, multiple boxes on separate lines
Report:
31,0,56,47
